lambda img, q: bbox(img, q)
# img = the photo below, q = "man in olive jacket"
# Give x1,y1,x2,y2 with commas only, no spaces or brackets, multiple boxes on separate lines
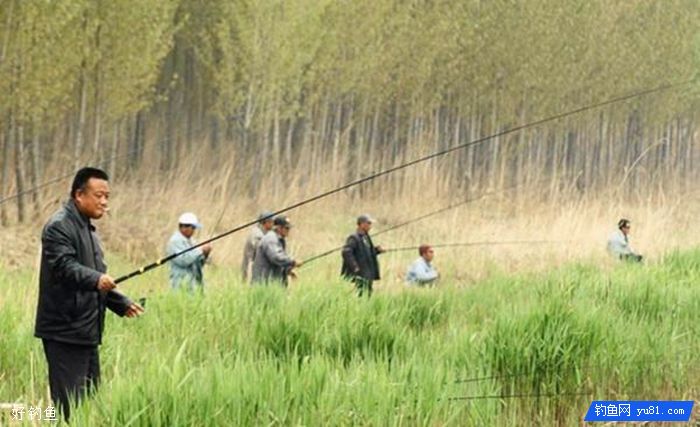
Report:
341,214,385,297
34,167,143,421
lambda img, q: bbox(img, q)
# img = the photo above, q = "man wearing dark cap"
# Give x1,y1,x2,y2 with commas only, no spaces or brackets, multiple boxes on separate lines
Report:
341,214,385,297
34,167,144,421
607,218,643,262
241,211,274,282
251,216,301,287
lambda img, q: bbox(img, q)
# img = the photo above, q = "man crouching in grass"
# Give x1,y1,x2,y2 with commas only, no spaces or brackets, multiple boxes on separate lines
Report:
34,167,144,421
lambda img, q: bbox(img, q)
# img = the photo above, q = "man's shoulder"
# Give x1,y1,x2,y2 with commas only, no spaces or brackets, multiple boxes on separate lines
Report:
410,257,425,268
167,231,187,245
42,206,72,236
252,227,265,237
260,232,278,244
608,230,622,240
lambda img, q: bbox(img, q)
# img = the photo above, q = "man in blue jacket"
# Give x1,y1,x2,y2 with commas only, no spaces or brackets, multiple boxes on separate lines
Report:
166,212,212,292
34,167,143,421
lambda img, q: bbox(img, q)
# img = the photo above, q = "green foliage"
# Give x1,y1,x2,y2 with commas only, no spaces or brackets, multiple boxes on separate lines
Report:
2,250,700,425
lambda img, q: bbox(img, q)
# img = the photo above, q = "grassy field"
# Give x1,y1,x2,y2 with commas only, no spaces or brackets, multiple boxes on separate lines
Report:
1,248,700,426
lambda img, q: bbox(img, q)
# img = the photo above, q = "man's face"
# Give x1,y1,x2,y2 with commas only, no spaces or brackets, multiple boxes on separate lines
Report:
359,221,372,233
180,225,196,238
74,178,110,219
621,225,631,236
262,219,274,232
278,225,291,238
423,248,435,262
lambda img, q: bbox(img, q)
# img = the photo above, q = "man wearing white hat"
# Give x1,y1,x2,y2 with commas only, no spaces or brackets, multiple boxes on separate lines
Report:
166,212,212,292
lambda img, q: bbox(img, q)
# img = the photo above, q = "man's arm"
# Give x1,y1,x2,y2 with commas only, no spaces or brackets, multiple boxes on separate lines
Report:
105,289,132,316
106,289,143,318
43,223,102,292
414,263,438,283
167,235,204,268
341,236,360,273
263,239,295,268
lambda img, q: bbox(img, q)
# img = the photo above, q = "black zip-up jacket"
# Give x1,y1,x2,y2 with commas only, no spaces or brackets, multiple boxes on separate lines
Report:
341,231,381,281
34,200,131,346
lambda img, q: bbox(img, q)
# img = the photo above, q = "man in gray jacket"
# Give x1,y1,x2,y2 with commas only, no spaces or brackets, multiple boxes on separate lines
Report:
34,167,143,421
251,216,301,287
241,211,274,282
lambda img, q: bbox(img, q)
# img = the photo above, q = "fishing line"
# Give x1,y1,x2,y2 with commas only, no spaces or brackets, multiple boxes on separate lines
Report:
0,136,174,205
382,240,560,254
114,80,692,284
446,390,592,401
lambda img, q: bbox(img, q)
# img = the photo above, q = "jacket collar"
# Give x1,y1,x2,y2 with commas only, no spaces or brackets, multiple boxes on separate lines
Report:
65,199,94,231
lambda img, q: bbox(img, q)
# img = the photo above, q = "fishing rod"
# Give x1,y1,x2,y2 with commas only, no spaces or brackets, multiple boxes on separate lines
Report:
113,80,690,284
446,390,591,401
0,136,174,205
299,185,519,266
299,176,567,266
382,240,559,254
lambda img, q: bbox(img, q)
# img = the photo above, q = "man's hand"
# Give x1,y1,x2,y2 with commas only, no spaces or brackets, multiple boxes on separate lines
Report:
125,302,145,318
96,274,116,292
293,260,303,268
376,245,385,254
201,243,213,256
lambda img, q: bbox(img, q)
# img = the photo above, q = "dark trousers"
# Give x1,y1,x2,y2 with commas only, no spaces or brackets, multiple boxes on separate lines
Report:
42,339,100,421
621,253,643,263
353,277,373,297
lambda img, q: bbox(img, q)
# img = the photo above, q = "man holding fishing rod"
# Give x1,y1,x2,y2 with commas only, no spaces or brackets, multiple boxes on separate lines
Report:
166,212,212,293
341,214,385,297
34,167,144,421
405,244,439,286
251,215,301,287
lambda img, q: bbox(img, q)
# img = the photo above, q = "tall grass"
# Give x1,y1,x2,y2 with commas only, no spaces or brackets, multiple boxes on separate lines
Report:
1,250,699,425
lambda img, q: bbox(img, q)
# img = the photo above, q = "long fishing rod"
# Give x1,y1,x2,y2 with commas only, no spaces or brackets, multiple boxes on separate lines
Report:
299,176,570,266
382,240,560,254
446,390,591,401
299,185,520,266
0,136,173,205
113,80,691,284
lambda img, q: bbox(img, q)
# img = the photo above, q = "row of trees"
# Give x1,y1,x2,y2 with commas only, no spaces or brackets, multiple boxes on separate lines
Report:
1,0,699,225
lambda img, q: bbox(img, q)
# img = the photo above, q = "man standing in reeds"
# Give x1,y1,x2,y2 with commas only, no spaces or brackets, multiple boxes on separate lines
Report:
607,218,643,262
166,212,212,292
34,167,144,421
241,211,274,282
341,214,384,297
251,216,301,287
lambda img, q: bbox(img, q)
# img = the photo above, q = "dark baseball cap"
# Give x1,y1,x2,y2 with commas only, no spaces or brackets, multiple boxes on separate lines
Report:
357,214,375,224
274,215,292,228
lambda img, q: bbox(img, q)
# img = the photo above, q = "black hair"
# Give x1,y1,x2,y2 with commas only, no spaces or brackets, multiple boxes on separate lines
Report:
618,218,631,230
71,167,109,199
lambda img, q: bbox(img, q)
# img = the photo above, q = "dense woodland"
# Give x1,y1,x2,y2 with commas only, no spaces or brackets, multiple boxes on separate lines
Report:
1,0,699,226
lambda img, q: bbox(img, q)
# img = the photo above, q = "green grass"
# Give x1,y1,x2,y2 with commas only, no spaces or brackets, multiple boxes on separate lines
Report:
1,250,699,425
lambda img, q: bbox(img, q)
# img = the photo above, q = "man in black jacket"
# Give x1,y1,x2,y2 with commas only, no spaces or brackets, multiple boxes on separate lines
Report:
34,167,143,421
341,214,384,297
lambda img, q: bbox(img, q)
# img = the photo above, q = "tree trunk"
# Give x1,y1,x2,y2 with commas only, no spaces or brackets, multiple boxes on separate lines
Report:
108,120,120,176
14,121,26,223
0,113,10,225
74,70,88,170
30,123,42,214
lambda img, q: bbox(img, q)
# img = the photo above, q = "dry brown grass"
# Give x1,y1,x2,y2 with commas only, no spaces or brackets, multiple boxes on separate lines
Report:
2,158,699,290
